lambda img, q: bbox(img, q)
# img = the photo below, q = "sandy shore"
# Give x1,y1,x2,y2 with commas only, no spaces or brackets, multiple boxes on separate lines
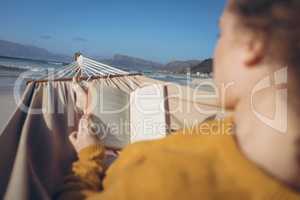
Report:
0,86,20,132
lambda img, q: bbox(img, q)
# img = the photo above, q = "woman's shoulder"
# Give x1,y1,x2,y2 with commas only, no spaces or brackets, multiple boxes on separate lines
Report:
105,118,236,190
105,117,300,199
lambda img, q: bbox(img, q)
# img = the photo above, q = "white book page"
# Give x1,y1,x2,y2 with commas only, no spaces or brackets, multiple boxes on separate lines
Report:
130,84,167,143
90,85,130,149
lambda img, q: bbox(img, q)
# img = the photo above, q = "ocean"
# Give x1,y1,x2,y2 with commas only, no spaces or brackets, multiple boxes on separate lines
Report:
0,56,214,91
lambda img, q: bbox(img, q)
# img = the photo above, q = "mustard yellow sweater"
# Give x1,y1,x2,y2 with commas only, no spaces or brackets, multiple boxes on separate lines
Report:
55,118,300,200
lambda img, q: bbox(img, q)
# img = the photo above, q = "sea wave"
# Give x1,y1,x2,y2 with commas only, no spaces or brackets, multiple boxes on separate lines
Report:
47,61,64,65
0,64,27,71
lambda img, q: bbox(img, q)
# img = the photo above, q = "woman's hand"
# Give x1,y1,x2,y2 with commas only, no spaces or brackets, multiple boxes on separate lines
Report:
69,115,102,153
71,75,104,153
72,76,90,115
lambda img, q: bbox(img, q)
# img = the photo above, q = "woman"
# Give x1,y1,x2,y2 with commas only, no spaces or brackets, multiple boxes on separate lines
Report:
55,0,300,199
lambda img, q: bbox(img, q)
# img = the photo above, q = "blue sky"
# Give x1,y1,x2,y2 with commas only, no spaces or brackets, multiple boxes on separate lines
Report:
0,0,226,63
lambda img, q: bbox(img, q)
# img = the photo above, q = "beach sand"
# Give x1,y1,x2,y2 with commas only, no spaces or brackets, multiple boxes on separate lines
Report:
0,63,28,131
0,86,20,132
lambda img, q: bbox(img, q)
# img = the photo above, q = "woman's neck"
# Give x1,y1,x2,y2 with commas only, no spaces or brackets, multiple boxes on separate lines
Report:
234,81,300,188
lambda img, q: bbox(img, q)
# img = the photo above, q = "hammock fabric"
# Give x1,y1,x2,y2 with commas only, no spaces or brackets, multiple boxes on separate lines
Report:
0,55,221,199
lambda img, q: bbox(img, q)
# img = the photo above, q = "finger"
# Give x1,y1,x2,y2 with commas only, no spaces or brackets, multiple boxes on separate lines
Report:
73,82,87,96
82,83,91,115
69,132,78,144
81,114,92,122
85,85,92,115
72,83,88,113
81,114,89,120
72,76,78,84
79,118,89,133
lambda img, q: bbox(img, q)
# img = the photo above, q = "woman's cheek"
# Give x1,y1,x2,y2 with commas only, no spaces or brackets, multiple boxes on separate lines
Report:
213,39,225,85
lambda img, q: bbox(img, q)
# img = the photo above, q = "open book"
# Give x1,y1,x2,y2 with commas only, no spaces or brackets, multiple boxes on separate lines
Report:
89,84,168,149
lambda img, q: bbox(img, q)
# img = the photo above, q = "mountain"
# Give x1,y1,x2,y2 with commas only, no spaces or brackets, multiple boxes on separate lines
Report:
0,39,212,74
163,60,202,73
163,59,212,74
0,40,163,71
99,54,163,72
190,59,213,74
0,40,71,62
105,56,213,74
